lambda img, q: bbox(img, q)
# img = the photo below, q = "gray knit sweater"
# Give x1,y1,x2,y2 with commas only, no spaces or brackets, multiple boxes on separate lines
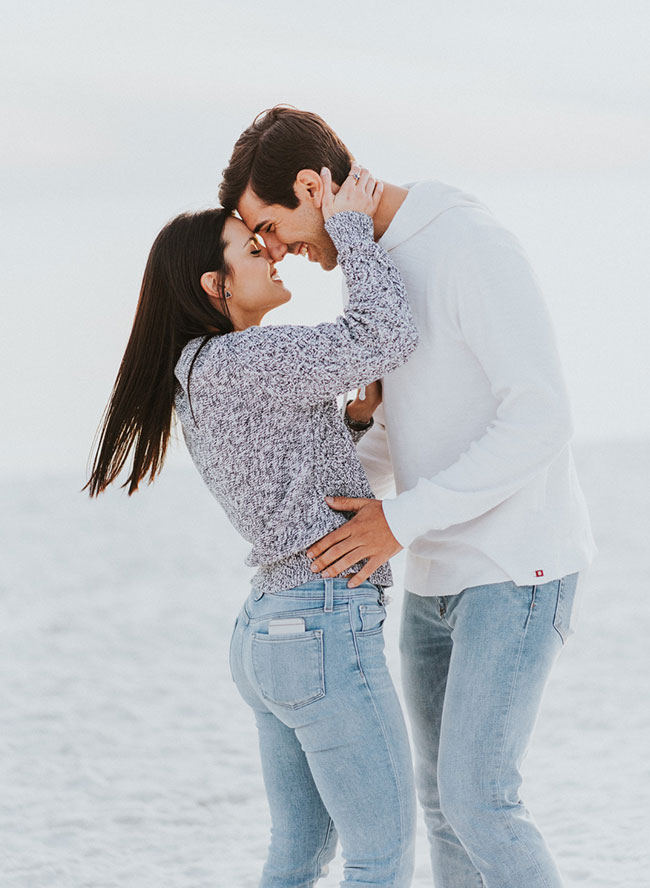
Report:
174,211,419,594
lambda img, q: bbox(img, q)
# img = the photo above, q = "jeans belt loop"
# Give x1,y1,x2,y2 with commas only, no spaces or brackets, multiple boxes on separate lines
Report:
253,588,264,601
377,584,385,605
324,577,334,613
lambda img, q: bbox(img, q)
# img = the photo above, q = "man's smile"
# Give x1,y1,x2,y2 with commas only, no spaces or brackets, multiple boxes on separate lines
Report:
295,242,316,261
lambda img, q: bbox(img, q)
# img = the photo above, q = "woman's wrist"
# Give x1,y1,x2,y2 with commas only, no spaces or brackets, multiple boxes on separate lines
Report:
324,211,374,253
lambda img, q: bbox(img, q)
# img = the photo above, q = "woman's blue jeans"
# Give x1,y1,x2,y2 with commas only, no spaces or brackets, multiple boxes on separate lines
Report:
229,578,416,888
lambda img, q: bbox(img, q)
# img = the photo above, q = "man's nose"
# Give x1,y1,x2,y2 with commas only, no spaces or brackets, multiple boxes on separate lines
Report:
262,231,288,262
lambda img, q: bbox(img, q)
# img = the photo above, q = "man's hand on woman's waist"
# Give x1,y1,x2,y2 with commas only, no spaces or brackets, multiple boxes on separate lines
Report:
306,497,403,588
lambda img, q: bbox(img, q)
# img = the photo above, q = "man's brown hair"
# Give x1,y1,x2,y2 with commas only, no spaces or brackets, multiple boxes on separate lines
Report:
219,105,354,212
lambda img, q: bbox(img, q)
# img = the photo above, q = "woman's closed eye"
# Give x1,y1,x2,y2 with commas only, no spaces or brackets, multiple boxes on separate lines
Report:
245,235,265,256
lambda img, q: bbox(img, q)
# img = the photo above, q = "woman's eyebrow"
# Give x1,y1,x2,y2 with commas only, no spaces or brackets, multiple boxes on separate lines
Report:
243,236,261,250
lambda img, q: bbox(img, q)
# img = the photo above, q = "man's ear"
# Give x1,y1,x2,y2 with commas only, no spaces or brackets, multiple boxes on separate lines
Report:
294,169,324,208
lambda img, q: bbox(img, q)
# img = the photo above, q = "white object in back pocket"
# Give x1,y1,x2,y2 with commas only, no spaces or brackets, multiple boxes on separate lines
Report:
268,618,306,636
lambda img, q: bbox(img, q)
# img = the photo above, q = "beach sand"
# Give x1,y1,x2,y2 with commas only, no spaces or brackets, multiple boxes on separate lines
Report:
1,440,648,887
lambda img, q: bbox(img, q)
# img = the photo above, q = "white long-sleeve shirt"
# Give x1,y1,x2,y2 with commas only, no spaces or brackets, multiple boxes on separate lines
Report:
351,181,597,597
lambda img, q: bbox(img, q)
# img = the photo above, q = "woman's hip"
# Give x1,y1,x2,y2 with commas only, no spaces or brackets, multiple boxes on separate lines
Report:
231,577,394,721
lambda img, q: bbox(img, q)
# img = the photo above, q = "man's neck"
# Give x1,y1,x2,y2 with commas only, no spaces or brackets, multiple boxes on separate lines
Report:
373,182,409,241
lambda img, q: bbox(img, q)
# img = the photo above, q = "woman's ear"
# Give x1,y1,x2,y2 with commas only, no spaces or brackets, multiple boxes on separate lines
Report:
295,169,323,208
200,272,224,301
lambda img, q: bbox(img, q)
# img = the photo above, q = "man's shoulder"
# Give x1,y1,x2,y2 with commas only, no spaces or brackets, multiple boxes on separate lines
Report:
434,203,520,256
388,179,514,256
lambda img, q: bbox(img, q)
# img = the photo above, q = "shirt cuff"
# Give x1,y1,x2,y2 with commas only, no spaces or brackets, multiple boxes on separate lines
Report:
381,484,439,548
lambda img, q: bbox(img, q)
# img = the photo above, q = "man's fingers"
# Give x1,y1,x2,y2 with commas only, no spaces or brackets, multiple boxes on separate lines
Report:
310,539,358,573
347,558,382,588
325,496,370,512
306,524,350,560
318,548,365,578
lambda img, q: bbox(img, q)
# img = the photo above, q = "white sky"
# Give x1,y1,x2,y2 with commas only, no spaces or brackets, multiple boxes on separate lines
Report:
1,0,649,479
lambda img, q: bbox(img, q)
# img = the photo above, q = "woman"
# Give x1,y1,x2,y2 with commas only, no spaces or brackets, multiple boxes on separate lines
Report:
86,164,419,887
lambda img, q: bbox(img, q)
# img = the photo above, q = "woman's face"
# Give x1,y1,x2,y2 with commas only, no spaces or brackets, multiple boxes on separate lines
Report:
220,216,291,329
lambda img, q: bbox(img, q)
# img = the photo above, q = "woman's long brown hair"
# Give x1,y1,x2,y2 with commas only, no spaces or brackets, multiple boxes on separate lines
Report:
85,208,233,496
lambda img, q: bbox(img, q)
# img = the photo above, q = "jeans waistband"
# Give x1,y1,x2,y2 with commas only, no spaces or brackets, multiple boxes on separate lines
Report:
251,578,384,604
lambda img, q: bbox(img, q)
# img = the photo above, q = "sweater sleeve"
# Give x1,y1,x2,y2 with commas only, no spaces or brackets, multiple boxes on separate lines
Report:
381,232,574,546
219,212,419,404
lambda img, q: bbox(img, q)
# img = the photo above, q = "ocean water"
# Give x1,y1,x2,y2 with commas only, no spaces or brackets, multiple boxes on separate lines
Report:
1,440,648,886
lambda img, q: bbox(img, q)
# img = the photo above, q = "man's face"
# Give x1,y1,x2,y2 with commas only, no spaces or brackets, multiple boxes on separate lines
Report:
237,184,339,271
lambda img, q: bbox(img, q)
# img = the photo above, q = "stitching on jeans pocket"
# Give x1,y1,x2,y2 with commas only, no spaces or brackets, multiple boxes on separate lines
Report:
552,577,567,644
252,630,325,709
358,604,386,635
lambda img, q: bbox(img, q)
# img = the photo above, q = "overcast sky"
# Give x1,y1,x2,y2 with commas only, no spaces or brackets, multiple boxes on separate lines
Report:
1,0,649,479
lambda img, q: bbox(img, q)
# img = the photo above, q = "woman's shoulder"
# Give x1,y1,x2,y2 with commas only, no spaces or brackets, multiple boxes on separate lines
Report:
175,335,224,390
174,327,270,390
175,331,241,370
180,326,300,373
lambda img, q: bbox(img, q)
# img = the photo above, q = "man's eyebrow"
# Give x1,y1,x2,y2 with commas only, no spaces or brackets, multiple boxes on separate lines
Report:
253,220,270,235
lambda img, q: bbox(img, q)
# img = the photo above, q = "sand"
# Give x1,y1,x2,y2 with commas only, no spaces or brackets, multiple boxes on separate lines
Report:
1,440,648,887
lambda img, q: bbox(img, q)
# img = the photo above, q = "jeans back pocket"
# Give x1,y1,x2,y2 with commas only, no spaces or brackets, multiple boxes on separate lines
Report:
252,630,325,709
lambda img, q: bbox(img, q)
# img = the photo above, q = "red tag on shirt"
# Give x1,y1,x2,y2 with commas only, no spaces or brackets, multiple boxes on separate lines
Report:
535,569,544,578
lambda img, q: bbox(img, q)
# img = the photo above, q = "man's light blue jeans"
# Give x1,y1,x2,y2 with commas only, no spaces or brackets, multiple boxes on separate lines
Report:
229,578,416,887
400,573,579,888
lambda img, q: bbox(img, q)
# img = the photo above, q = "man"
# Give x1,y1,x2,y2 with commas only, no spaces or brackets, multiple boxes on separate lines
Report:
219,106,596,887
